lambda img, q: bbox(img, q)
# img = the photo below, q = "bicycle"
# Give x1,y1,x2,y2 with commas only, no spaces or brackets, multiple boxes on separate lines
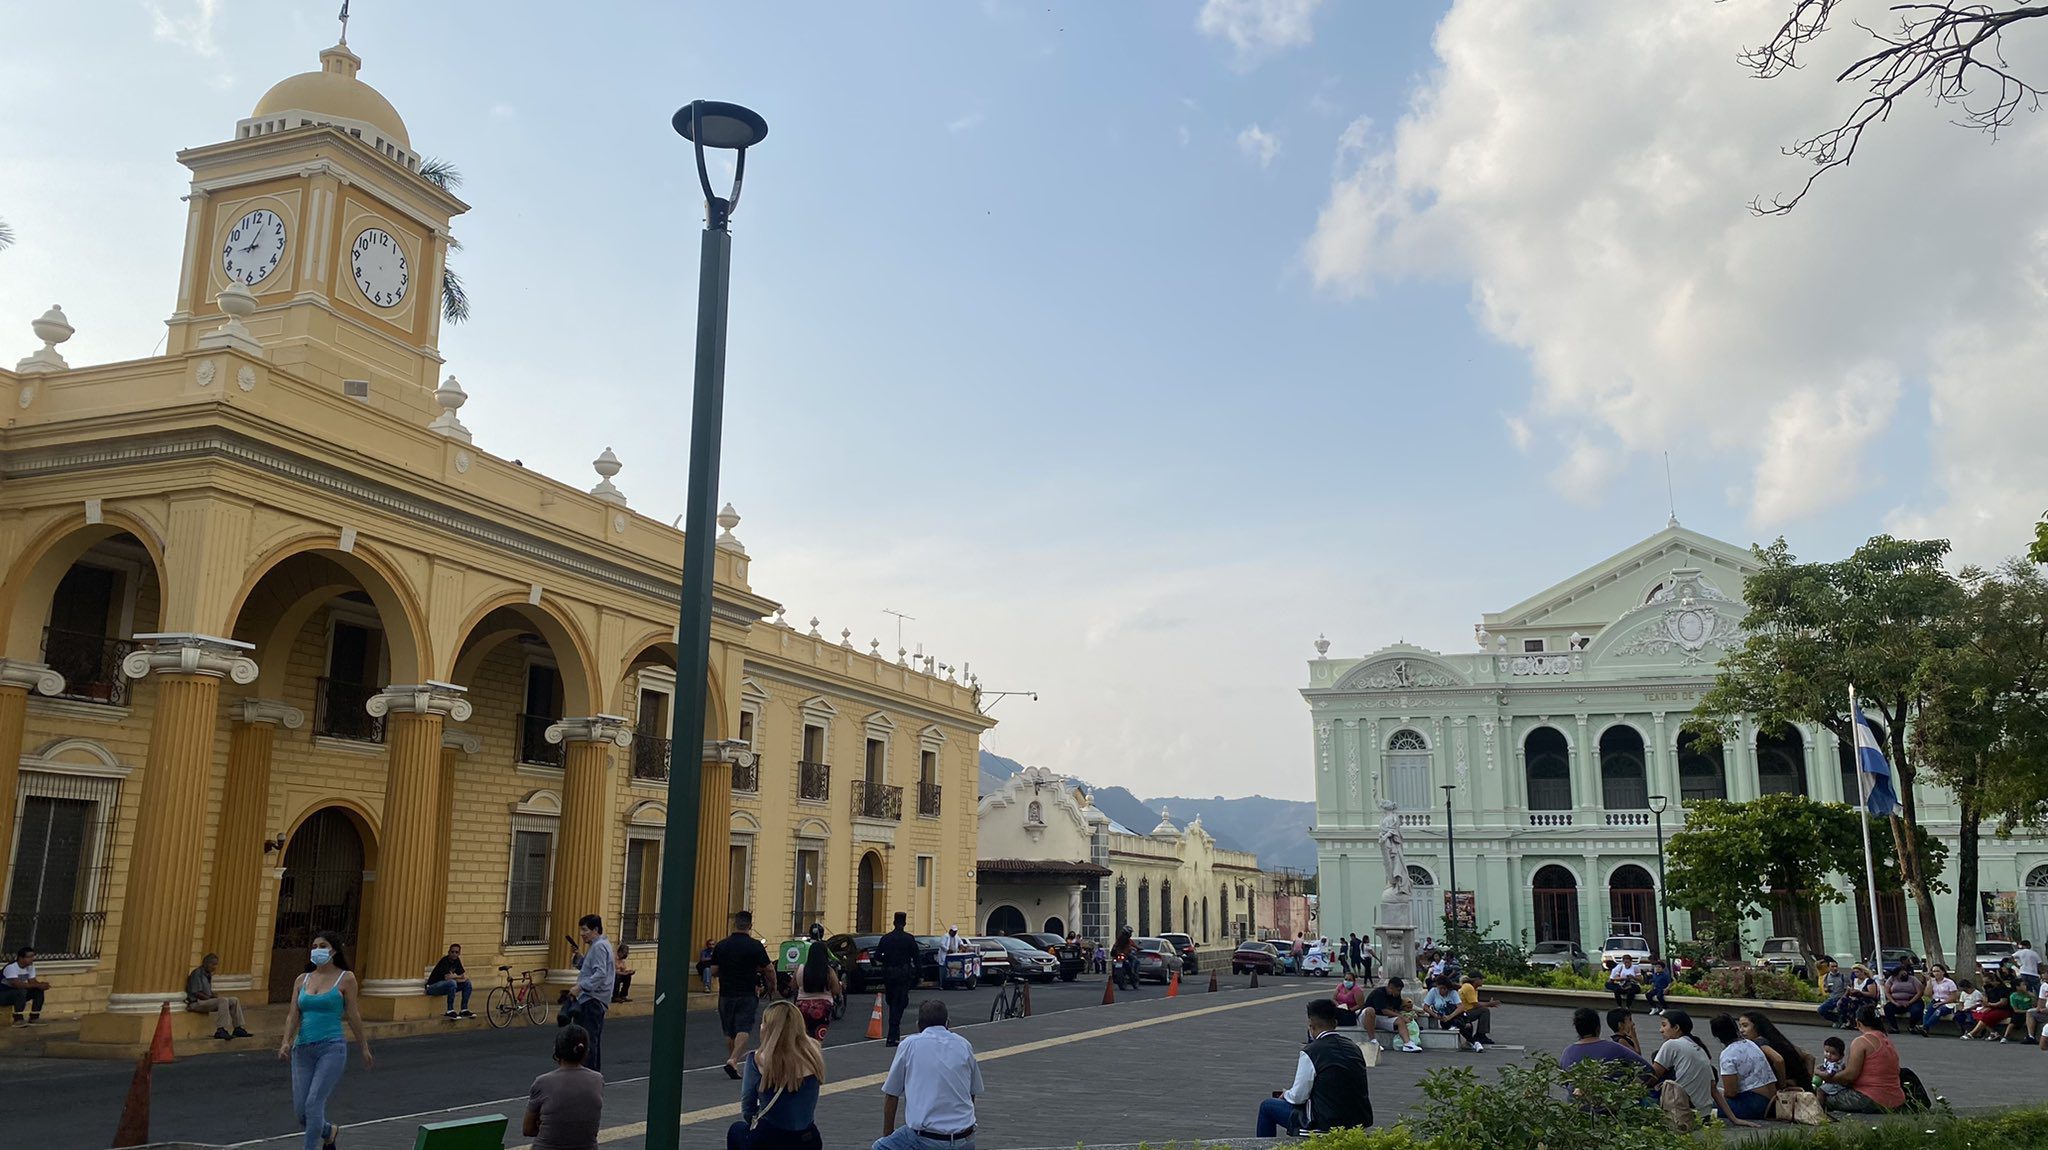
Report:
989,974,1028,1022
485,965,550,1029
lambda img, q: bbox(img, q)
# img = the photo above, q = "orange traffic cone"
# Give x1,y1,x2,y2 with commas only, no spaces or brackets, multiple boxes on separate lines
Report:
112,1004,177,1147
865,993,886,1041
1020,982,1033,1017
1209,971,1219,993
1167,972,1180,997
1101,976,1116,1005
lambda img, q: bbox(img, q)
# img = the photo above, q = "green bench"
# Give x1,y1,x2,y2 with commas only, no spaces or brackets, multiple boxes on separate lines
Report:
413,1114,509,1150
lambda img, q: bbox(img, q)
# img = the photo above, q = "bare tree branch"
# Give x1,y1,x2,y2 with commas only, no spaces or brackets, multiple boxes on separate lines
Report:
1740,2,2048,213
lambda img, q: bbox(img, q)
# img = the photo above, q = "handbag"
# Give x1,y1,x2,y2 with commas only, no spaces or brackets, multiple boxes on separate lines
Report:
1657,1080,1696,1132
1773,1088,1824,1126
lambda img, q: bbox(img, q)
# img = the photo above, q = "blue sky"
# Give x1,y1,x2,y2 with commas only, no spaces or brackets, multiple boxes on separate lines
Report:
5,2,2044,801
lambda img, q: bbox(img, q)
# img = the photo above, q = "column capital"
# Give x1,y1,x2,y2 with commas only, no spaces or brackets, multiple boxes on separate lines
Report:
443,729,483,754
234,698,304,729
545,714,634,747
704,738,756,767
366,681,471,722
0,658,65,696
121,633,258,683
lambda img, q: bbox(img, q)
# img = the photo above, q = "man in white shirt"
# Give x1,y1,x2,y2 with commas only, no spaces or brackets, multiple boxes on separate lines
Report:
877,999,983,1150
939,927,977,985
2,947,49,1026
2011,940,2042,994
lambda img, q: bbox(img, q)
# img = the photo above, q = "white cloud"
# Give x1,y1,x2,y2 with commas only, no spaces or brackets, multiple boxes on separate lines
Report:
1237,123,1281,168
1304,0,2048,552
947,112,986,135
489,103,517,121
1177,124,1192,148
1504,413,1531,451
1197,0,1323,66
146,0,221,56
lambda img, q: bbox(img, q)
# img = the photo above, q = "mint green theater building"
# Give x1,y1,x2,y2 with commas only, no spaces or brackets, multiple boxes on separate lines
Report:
1304,523,2048,963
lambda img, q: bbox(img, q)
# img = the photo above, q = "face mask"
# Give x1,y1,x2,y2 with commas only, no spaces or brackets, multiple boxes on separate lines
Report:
310,948,333,967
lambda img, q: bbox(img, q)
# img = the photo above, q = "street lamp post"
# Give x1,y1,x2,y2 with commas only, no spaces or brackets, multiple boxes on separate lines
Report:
1440,783,1459,934
645,99,768,1150
1648,794,1670,956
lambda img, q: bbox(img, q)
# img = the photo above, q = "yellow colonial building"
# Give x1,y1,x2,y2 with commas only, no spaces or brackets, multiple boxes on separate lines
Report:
0,38,991,1049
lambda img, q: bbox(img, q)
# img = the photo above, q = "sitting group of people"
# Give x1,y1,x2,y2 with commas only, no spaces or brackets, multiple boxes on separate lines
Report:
1815,945,2048,1047
1601,957,1674,1013
1326,971,1501,1053
1562,1002,1914,1128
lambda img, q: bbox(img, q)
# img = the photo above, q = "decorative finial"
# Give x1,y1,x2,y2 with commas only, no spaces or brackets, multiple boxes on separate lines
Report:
898,646,908,666
774,607,789,628
869,638,881,656
1475,625,1490,649
1495,634,1508,652
1313,634,1330,658
16,305,74,375
808,616,821,638
840,627,853,648
428,374,471,442
590,447,627,505
715,502,746,554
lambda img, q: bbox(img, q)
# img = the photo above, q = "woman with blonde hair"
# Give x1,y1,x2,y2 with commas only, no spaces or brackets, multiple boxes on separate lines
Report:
727,1000,826,1150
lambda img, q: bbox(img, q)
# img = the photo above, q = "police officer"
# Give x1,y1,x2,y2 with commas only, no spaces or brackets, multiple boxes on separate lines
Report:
875,910,921,1046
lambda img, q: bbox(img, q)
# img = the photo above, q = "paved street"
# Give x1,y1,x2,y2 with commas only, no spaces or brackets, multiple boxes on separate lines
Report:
15,975,2047,1149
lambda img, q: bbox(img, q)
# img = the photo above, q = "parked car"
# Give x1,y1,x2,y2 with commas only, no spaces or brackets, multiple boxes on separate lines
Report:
1755,936,1816,979
1867,946,1920,974
1021,932,1067,953
824,933,942,994
1528,940,1590,974
1158,931,1199,974
1133,937,1185,983
1974,940,2018,975
1599,932,1652,968
991,936,1060,982
968,937,1013,984
1232,940,1281,975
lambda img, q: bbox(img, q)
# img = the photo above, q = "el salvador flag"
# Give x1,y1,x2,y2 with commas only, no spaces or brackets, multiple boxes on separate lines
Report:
1852,702,1901,818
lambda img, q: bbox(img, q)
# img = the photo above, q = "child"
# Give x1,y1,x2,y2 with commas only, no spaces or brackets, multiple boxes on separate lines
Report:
1646,960,1673,1015
1954,980,1984,1036
1815,1036,1847,1097
612,943,635,1003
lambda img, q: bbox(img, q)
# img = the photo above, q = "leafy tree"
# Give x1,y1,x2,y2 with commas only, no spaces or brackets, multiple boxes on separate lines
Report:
1912,559,2048,974
1663,794,1946,954
415,158,470,324
1688,536,1962,964
2030,517,2047,565
1742,2,2048,213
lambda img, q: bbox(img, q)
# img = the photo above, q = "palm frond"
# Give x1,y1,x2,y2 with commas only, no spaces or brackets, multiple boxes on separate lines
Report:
0,218,14,251
441,264,470,325
417,157,463,191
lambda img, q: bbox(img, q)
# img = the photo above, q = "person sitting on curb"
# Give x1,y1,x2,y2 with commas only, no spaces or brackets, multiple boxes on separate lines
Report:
1708,1012,1776,1122
426,943,474,1019
1648,1009,1757,1130
1560,1007,1653,1099
876,999,981,1150
1841,963,1881,1024
1605,957,1642,1011
1962,974,2015,1040
1818,1005,1906,1115
1,947,48,1026
1360,977,1422,1053
1454,974,1499,1048
1882,965,1924,1034
1816,957,1849,1026
185,952,252,1040
1608,1007,1642,1055
613,943,636,1004
1255,997,1373,1137
1920,964,1958,1034
1330,973,1364,1027
1645,960,1673,1015
1420,978,1462,1035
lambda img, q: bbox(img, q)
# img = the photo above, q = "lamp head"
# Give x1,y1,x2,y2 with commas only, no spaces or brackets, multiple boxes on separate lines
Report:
1648,793,1669,814
671,100,769,231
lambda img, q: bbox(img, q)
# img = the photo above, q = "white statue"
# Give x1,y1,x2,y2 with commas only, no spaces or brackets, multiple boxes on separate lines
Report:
1377,799,1411,896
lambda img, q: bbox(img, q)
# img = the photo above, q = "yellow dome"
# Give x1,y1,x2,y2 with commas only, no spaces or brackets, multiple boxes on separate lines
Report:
251,43,409,150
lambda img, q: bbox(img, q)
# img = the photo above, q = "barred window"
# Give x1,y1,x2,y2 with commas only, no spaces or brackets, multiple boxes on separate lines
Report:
3,772,118,960
504,827,554,946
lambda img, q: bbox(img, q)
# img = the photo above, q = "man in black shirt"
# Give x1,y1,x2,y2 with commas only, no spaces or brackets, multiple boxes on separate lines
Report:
424,942,474,1018
874,910,921,1046
1255,997,1373,1135
710,910,772,1078
1361,977,1420,1051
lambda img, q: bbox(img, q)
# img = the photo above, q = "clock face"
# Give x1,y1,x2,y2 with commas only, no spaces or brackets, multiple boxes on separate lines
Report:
350,227,410,309
221,208,287,286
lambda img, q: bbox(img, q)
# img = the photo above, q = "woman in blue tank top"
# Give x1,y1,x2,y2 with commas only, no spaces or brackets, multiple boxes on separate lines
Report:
278,934,373,1150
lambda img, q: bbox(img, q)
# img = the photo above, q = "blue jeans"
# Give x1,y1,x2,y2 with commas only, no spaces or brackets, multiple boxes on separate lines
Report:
1818,996,1845,1023
291,1039,348,1150
874,1127,977,1150
1726,1090,1772,1121
425,979,471,1011
575,997,607,1073
1256,1097,1300,1137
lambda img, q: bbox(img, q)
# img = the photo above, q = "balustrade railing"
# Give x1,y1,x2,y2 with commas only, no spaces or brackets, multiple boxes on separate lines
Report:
314,678,384,742
42,628,133,706
852,779,903,821
732,756,759,794
798,760,830,802
517,713,563,767
918,780,942,818
631,734,671,781
1528,812,1575,827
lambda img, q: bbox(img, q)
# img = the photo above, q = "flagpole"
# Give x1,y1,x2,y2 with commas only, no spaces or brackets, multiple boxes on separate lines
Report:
1851,686,1885,969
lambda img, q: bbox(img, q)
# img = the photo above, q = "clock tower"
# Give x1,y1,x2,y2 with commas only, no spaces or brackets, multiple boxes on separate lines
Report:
166,38,467,415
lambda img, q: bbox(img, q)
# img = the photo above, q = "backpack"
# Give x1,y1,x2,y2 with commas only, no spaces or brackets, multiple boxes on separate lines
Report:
1898,1066,1932,1112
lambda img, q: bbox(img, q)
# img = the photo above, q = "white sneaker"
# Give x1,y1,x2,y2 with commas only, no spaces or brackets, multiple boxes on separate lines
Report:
1400,1043,1423,1053
1470,1041,1485,1052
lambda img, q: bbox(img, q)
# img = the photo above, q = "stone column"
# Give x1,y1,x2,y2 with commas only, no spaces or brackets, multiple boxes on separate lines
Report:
1650,712,1670,804
356,682,469,1017
206,699,303,981
435,730,482,944
691,741,748,950
1574,714,1594,814
82,636,257,1044
0,660,66,884
1727,717,1754,802
1579,853,1601,950
546,715,633,978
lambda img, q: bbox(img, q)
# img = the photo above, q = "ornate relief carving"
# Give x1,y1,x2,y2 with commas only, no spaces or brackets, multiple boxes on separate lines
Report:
196,359,217,388
1317,722,1331,774
237,365,256,392
1611,569,1746,664
1335,657,1465,691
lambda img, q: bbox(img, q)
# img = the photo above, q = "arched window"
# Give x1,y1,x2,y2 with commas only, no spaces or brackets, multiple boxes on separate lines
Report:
1525,727,1571,810
1599,726,1648,809
1407,865,1436,934
1608,864,1655,938
1161,880,1173,933
1114,879,1128,932
1387,729,1431,810
1138,879,1151,936
1202,897,1210,943
1755,723,1808,796
1026,799,1044,825
1677,730,1726,802
1219,886,1231,939
1533,864,1580,944
2026,866,2048,945
1182,895,1190,936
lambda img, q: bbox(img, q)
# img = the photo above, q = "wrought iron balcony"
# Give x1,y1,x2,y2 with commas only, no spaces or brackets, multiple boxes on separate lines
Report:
918,780,942,818
41,627,133,706
852,779,903,821
503,909,551,947
798,760,830,803
517,713,563,767
732,755,759,794
0,908,107,961
620,912,659,945
314,678,384,743
632,734,672,782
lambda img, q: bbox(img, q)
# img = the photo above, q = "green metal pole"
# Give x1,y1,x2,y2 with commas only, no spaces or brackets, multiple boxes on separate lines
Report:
644,219,733,1150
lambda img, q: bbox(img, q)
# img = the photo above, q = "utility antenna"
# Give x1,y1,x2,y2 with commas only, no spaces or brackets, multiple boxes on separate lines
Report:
1663,451,1679,528
882,608,915,653
977,689,1039,715
338,0,351,44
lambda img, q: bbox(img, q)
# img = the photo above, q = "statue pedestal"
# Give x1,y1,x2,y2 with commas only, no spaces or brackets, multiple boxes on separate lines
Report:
1377,888,1417,984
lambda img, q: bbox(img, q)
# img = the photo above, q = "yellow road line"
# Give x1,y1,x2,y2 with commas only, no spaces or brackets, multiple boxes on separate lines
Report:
513,988,1315,1148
